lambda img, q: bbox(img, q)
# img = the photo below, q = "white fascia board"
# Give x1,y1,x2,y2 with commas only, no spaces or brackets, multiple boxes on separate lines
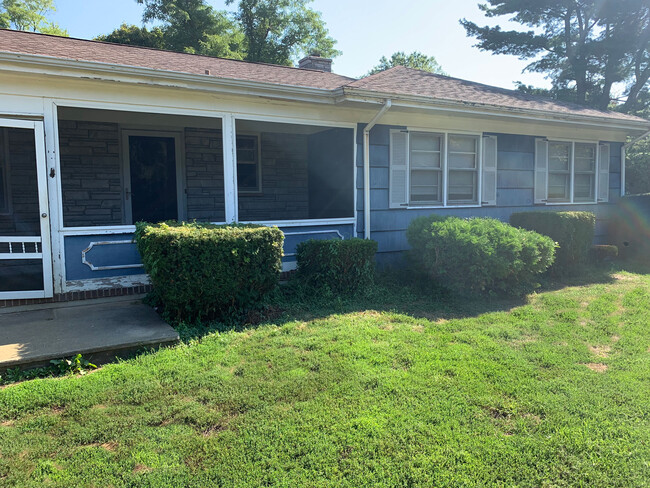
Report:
341,88,650,133
0,52,338,105
2,51,648,134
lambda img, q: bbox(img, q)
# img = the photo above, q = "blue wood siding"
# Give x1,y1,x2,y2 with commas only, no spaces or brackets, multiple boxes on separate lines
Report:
64,224,355,282
64,234,144,281
356,125,623,265
280,224,355,269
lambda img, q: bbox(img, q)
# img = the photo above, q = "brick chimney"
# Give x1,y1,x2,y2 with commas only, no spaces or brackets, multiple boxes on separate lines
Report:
298,53,332,72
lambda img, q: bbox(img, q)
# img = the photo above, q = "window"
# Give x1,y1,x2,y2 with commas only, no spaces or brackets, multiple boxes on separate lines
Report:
448,135,479,203
535,139,609,204
390,130,496,208
409,132,442,204
236,134,261,193
574,143,597,202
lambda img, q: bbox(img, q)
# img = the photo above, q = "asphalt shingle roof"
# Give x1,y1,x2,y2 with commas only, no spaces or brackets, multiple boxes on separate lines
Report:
345,66,646,123
0,29,353,90
0,29,646,125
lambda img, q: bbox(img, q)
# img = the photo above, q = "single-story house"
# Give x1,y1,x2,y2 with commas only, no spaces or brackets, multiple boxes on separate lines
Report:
1,29,649,305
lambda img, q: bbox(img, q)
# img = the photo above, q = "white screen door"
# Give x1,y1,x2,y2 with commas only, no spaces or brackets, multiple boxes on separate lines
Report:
0,119,52,299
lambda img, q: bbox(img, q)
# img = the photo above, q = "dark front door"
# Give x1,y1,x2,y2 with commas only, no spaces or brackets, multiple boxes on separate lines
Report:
128,135,178,223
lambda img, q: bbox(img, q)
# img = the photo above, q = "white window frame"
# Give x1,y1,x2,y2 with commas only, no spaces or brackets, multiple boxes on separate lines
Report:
0,127,12,215
391,129,484,209
236,132,262,194
543,138,600,206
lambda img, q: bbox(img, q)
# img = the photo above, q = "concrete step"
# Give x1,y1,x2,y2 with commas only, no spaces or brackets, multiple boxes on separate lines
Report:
0,296,179,371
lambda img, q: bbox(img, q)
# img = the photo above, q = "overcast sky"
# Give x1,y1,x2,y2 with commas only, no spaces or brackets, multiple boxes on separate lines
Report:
52,0,550,90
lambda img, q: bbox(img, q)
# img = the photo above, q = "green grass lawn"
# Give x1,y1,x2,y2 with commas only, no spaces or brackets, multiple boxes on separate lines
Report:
1,269,649,487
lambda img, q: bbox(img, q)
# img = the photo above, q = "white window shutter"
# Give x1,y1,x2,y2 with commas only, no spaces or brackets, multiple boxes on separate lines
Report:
598,143,610,202
481,135,498,206
389,130,409,208
534,138,549,204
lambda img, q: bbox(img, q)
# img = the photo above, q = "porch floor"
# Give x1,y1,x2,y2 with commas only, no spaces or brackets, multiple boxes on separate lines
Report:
0,295,179,370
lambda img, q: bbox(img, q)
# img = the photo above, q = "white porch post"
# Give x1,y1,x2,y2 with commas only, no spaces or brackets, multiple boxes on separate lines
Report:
222,114,238,223
43,99,65,294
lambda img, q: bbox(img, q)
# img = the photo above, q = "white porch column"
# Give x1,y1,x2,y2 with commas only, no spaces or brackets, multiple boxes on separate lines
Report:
222,114,238,223
43,99,65,294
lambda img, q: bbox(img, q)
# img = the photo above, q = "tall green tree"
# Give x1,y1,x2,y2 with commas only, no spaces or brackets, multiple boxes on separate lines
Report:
99,0,338,65
98,0,244,58
225,0,340,65
136,0,239,54
365,51,446,76
0,0,67,35
96,23,166,49
460,0,650,112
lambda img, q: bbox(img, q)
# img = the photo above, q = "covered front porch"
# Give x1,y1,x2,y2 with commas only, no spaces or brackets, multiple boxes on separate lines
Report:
0,105,356,301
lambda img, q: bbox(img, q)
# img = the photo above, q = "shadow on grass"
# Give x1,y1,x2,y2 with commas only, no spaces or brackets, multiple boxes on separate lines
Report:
172,261,632,343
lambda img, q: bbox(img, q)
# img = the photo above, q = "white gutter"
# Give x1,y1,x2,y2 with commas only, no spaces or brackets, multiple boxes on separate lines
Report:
363,99,392,239
621,129,650,197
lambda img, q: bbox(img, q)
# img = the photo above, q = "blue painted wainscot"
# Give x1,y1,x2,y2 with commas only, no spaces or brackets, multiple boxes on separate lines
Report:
64,223,356,283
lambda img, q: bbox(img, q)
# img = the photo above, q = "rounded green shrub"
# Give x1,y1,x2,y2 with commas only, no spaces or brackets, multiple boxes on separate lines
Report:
295,238,378,295
407,216,556,296
510,211,595,272
134,221,284,322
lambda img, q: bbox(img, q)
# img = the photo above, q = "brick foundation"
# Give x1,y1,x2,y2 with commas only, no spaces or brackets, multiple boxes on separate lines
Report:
0,284,153,309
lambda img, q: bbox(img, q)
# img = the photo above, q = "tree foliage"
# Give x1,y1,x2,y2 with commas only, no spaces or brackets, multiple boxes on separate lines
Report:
461,0,650,112
366,51,446,76
0,0,67,35
226,0,340,65
626,139,650,195
98,0,338,65
96,23,166,49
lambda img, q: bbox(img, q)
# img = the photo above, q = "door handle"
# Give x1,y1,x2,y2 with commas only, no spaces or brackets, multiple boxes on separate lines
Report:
41,213,47,218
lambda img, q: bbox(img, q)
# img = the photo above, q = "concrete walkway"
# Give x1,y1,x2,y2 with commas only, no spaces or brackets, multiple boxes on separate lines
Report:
0,296,179,370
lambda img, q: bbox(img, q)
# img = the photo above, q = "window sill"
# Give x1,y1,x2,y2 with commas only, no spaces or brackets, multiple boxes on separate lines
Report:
543,201,599,206
397,204,483,210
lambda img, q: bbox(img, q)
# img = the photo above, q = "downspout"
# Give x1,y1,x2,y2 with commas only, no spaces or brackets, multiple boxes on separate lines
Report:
363,99,392,239
622,129,650,197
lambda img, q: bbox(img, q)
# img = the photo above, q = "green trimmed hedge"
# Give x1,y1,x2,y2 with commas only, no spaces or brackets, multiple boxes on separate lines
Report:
510,211,595,271
295,238,378,295
589,245,618,263
134,221,284,321
407,216,556,296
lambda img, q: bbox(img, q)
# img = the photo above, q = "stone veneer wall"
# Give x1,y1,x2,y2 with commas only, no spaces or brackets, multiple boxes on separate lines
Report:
58,122,309,225
0,128,40,236
238,132,309,221
59,120,122,227
184,128,225,222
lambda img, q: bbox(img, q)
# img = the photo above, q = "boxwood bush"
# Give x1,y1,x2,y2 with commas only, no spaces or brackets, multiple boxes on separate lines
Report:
509,211,595,271
295,238,378,295
407,216,556,296
134,221,284,321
